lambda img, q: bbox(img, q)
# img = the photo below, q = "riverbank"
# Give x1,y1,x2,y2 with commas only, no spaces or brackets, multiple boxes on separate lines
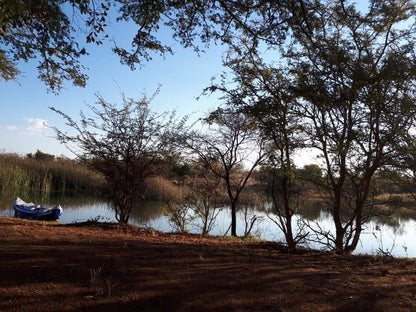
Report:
0,217,415,311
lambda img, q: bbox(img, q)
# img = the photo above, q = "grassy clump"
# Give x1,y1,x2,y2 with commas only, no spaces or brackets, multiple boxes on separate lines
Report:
0,153,104,201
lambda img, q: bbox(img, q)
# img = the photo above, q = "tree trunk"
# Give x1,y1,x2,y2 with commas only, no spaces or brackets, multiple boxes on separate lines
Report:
202,210,209,235
285,214,296,253
344,198,364,254
231,201,237,236
282,174,296,252
333,192,345,254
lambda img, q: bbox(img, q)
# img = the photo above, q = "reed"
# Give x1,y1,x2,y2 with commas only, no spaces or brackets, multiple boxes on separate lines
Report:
145,176,182,201
0,153,104,200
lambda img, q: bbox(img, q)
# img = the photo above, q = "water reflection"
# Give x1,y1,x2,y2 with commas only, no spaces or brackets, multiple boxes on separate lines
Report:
1,195,415,258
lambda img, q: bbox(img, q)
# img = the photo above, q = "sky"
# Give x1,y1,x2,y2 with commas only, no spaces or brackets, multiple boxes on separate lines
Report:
0,8,319,167
0,17,227,158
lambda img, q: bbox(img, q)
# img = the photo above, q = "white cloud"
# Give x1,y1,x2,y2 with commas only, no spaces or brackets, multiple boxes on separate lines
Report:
24,118,48,135
0,125,18,131
0,118,51,136
22,118,49,135
4,125,17,130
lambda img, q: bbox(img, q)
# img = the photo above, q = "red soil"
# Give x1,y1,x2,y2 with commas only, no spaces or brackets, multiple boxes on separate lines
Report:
0,217,415,311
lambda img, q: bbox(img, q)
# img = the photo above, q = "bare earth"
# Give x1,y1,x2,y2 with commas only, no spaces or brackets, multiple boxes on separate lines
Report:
0,217,415,312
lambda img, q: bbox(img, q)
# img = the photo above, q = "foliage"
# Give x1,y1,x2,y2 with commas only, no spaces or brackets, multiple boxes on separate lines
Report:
157,176,193,233
0,0,109,92
5,0,416,255
180,108,269,236
0,152,103,200
144,176,182,201
170,163,194,181
27,150,55,162
291,0,416,254
208,36,308,251
386,131,416,197
162,197,194,234
237,190,265,238
260,165,308,251
0,0,291,91
161,163,227,235
51,92,185,223
298,164,324,186
198,0,416,253
113,0,289,69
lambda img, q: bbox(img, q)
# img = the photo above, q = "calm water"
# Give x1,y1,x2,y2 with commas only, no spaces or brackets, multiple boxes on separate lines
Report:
2,197,416,258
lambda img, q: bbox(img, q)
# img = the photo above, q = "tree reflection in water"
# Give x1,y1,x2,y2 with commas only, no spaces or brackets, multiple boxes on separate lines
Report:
1,195,415,257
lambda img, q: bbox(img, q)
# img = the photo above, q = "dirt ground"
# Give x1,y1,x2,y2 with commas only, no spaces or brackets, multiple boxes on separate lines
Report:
0,217,416,312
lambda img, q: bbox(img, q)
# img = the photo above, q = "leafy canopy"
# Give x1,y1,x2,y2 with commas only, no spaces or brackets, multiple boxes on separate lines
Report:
0,0,292,92
0,0,108,92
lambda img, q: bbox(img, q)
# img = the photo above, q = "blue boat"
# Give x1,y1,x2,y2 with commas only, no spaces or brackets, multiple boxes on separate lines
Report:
13,197,63,221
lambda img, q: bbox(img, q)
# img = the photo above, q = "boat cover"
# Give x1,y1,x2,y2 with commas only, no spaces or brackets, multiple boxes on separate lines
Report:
13,197,62,221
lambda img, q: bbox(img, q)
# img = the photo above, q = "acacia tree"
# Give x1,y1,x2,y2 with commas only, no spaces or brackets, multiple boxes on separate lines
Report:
387,131,416,198
209,45,307,250
204,0,416,253
51,92,181,223
112,0,291,68
0,0,109,91
181,109,269,236
291,0,416,253
1,0,295,91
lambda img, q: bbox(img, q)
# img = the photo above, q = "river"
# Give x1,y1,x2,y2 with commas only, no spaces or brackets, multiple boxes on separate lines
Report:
1,196,416,258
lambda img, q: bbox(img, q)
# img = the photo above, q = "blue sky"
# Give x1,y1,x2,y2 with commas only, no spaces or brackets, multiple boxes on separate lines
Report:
0,18,227,157
0,7,327,167
0,1,375,163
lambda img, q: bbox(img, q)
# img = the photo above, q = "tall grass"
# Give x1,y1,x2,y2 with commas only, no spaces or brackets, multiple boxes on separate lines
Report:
145,176,183,201
0,153,104,202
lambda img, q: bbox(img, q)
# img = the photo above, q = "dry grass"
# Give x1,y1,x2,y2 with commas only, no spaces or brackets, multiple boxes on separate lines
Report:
0,153,103,199
145,176,183,201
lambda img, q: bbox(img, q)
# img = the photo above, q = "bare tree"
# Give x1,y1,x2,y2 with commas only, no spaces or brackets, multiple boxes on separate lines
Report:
51,92,182,223
181,109,269,236
188,163,225,235
162,197,193,233
161,165,224,235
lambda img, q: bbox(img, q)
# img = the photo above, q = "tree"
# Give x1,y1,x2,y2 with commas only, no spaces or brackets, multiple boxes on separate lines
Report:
291,0,416,253
298,164,323,186
181,108,268,236
386,131,416,196
0,0,109,92
207,37,307,250
188,162,225,235
162,196,193,234
160,163,225,235
33,150,55,162
1,0,294,91
26,150,55,161
113,0,290,69
204,0,416,253
51,92,182,223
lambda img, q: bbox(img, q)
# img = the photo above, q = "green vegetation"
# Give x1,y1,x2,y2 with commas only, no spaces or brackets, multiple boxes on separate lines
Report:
0,151,104,201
